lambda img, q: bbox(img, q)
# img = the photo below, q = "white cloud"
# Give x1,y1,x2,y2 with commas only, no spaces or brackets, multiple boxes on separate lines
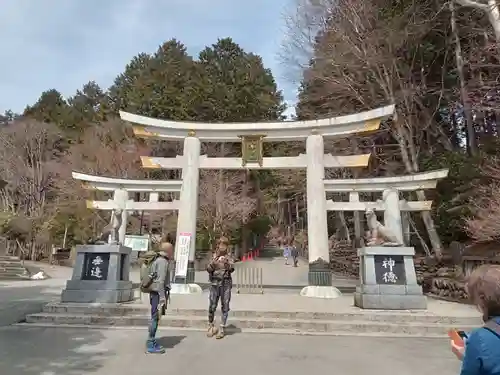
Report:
0,0,298,113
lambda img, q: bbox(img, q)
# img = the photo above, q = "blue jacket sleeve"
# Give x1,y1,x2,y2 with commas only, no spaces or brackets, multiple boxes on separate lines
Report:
460,331,484,375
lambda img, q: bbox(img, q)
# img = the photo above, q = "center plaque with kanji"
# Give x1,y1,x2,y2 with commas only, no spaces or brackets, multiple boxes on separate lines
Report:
374,255,406,285
82,252,110,281
241,135,264,166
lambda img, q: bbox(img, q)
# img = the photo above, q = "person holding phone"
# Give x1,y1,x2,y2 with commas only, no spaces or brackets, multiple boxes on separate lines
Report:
207,236,234,339
450,265,500,375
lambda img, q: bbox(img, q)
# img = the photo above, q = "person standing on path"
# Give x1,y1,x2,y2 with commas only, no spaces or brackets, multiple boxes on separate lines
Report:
282,237,290,265
290,238,299,267
140,242,172,354
207,236,234,339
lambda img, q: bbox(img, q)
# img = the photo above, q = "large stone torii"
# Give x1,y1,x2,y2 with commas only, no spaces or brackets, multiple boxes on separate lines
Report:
119,105,399,298
118,105,449,302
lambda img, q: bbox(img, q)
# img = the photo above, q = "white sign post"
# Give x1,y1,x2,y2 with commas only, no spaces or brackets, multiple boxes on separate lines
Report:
174,232,191,278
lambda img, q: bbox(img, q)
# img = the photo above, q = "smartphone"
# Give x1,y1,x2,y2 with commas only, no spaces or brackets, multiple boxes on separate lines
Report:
448,329,467,346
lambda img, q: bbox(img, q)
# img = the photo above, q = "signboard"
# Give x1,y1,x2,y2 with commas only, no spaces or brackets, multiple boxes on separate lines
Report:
81,253,110,281
374,255,406,285
124,235,150,252
175,232,191,278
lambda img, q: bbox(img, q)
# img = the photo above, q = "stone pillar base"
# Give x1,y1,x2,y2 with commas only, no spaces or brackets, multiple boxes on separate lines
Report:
186,261,195,283
300,286,342,299
169,283,203,295
354,246,427,310
307,259,332,286
174,261,196,284
354,292,426,310
302,260,340,299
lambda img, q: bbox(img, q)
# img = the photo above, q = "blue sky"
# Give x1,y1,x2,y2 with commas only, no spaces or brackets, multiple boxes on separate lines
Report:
1,0,299,117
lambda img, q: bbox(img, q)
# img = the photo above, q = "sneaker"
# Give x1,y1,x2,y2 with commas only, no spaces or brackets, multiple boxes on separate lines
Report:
207,323,218,338
146,341,165,354
153,340,164,350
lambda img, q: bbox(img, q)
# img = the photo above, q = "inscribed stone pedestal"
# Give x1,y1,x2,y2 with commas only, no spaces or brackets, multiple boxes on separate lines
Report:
354,246,426,310
61,244,134,303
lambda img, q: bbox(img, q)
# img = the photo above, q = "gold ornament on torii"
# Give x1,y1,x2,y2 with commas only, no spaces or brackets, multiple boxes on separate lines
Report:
240,135,265,167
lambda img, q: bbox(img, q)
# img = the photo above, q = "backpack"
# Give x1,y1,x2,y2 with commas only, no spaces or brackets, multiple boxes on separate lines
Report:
139,251,158,293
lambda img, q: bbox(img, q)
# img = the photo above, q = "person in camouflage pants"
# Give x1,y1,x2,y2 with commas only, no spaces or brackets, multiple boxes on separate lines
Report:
206,237,234,339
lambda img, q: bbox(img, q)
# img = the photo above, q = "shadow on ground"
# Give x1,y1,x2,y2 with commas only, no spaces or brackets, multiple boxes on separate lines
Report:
156,335,185,348
225,324,242,336
0,326,110,375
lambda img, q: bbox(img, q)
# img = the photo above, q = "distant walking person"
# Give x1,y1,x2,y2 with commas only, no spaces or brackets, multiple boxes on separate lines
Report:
282,237,290,265
207,236,234,339
291,239,299,267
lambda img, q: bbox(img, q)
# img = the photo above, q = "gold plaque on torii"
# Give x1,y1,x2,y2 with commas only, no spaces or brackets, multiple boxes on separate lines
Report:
240,135,265,167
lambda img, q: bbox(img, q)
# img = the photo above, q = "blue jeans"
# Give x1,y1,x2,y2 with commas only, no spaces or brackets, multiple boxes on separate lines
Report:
147,292,160,344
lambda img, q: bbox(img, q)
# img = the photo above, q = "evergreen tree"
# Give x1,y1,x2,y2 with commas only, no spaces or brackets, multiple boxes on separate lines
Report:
196,38,286,122
108,53,153,115
108,40,196,121
67,81,109,126
23,89,72,130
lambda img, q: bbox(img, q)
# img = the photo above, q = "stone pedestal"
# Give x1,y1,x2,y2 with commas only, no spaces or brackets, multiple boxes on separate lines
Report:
354,246,426,310
174,261,195,284
61,244,134,303
307,259,332,286
300,259,342,299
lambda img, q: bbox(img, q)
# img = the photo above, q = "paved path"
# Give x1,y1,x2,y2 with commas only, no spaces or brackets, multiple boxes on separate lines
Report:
208,256,357,287
0,262,71,326
0,326,461,375
1,261,481,325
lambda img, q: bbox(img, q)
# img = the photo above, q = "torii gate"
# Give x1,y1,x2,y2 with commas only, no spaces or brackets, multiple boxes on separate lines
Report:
324,169,449,245
73,172,182,244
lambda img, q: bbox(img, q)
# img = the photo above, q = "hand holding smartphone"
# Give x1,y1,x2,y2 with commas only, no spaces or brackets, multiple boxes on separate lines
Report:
448,329,468,347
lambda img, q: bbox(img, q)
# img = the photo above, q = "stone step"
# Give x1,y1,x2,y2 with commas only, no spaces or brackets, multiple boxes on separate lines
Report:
0,263,26,267
24,312,477,337
0,265,28,270
0,267,29,273
260,246,282,257
40,303,481,325
0,268,26,273
0,256,22,261
0,271,29,276
0,274,31,280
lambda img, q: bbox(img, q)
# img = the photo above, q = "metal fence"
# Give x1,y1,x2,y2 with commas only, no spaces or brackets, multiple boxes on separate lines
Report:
235,266,263,294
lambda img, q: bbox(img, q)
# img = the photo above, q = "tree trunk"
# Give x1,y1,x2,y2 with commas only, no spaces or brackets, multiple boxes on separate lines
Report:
450,0,478,156
241,170,250,256
393,117,444,259
351,139,363,247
